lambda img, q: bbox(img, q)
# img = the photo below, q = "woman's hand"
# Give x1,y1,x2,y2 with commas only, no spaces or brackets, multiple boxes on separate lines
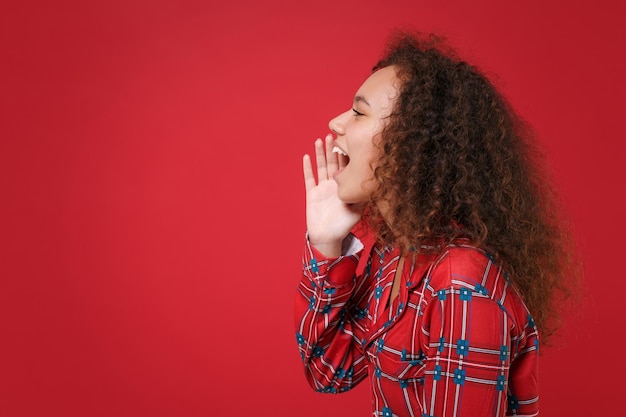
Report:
303,134,362,257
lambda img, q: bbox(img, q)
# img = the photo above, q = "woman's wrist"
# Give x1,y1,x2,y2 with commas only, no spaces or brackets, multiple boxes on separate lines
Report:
308,238,343,258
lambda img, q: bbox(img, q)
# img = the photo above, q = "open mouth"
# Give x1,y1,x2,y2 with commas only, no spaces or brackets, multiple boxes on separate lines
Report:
332,146,347,157
332,146,350,166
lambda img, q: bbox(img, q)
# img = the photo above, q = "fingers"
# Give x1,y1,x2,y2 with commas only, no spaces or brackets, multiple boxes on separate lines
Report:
324,134,339,177
314,138,328,181
304,134,336,191
303,154,316,192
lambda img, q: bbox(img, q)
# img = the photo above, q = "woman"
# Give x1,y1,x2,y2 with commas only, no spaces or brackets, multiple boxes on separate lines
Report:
295,31,579,417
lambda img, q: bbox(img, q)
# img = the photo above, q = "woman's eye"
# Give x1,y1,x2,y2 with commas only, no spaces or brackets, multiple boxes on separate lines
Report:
352,108,364,117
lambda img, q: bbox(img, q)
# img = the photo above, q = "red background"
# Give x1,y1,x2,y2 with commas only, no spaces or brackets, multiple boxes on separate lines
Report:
1,0,624,415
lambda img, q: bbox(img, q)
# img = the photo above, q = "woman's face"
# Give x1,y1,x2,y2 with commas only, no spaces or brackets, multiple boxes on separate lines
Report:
329,65,399,204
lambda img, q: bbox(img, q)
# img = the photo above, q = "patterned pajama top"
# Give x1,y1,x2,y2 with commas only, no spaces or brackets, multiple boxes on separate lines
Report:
295,233,539,417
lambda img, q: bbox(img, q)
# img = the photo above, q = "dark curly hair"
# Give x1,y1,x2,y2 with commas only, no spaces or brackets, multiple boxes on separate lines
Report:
365,31,581,344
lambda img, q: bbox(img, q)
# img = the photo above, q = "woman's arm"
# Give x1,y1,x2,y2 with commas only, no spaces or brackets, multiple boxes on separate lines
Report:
295,234,370,393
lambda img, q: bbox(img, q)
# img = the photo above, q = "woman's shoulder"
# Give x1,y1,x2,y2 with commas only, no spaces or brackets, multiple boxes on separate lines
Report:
424,241,509,296
421,241,531,318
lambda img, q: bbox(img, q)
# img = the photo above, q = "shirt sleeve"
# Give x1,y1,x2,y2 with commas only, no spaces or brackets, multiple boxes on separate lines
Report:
294,233,369,393
506,320,539,416
419,284,530,417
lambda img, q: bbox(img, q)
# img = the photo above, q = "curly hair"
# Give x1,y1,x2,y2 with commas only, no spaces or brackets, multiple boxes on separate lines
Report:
365,31,581,344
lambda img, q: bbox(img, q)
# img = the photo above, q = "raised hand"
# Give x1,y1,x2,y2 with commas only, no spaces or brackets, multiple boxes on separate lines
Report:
303,134,362,257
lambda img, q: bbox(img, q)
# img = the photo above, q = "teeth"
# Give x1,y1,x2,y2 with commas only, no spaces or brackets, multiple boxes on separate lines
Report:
332,146,348,157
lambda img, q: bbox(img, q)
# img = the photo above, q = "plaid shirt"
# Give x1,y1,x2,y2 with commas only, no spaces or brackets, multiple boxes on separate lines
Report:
295,233,539,417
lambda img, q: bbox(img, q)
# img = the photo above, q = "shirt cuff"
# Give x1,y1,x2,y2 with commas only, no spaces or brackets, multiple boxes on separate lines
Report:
304,233,363,287
341,233,364,256
304,232,365,257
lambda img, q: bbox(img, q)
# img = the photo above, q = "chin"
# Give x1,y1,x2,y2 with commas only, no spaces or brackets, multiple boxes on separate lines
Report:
338,192,367,205
337,193,354,204
337,182,373,205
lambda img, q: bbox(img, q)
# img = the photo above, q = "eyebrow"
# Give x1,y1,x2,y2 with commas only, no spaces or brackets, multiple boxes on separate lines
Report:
353,95,371,106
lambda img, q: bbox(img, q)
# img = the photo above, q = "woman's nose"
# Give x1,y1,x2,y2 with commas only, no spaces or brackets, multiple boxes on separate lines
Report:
328,110,350,136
